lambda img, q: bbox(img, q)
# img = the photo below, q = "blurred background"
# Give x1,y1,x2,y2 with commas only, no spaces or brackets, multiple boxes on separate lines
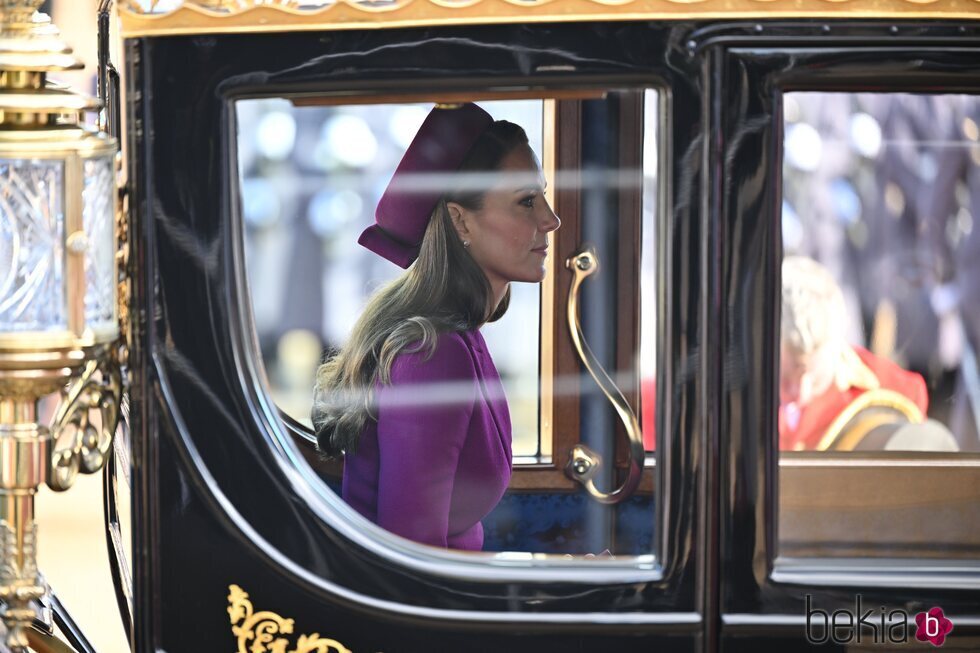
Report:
782,91,980,451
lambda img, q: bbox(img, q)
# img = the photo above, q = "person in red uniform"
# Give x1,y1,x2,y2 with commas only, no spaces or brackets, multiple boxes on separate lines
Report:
779,256,929,451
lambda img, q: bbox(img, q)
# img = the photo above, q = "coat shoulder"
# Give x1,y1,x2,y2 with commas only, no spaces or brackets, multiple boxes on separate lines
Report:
388,330,478,385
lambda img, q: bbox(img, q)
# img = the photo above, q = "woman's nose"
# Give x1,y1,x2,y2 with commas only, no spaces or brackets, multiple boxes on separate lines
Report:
540,199,561,232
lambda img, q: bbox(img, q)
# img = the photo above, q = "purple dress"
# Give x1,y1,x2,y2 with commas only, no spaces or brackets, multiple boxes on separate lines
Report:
342,329,513,550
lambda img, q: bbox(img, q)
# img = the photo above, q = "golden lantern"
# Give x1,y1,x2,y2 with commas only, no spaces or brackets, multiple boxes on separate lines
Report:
0,1,122,650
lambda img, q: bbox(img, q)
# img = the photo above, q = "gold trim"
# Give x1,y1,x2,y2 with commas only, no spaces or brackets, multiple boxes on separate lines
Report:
832,410,900,451
0,519,43,650
0,91,98,114
66,150,84,337
116,152,132,365
120,0,980,38
816,387,924,452
0,332,106,350
46,356,122,491
539,98,556,459
227,584,353,653
25,624,80,653
0,129,116,155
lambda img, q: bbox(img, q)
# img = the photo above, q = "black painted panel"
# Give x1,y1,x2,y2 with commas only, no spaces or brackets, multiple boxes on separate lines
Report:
127,22,704,653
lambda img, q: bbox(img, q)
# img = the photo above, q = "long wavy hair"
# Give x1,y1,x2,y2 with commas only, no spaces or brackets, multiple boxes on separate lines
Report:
312,120,529,458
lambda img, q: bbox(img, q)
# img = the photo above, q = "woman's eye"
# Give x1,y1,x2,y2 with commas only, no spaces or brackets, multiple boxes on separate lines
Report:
520,195,536,208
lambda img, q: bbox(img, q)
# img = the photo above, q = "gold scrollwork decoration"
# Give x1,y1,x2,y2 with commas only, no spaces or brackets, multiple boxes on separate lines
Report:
119,0,980,38
228,584,353,653
46,356,123,492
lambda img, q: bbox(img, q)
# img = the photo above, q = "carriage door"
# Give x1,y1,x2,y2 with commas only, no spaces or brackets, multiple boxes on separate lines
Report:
127,22,710,653
713,26,980,651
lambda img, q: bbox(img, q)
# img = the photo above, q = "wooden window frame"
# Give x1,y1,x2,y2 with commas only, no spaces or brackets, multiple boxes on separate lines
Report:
510,91,655,494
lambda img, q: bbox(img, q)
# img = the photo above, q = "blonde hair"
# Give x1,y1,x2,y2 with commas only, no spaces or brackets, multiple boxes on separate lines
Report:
781,256,847,355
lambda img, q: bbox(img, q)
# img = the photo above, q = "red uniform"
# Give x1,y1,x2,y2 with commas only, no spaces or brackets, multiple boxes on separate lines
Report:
779,346,929,451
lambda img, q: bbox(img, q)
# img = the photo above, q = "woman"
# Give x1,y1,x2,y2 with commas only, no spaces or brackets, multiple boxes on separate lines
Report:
779,256,930,451
312,103,560,550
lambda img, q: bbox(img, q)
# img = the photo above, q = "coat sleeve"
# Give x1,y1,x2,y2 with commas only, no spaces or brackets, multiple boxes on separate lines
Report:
375,333,476,547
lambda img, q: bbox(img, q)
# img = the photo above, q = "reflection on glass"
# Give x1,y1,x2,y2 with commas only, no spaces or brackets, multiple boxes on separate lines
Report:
778,92,980,564
640,88,658,452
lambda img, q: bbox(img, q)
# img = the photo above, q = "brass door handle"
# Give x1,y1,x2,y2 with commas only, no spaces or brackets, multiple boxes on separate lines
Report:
563,249,645,505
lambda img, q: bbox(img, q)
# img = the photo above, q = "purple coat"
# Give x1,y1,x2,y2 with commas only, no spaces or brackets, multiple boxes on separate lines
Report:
342,329,513,550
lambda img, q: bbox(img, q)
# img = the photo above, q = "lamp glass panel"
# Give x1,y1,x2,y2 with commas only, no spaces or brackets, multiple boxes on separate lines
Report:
0,158,67,332
82,155,117,329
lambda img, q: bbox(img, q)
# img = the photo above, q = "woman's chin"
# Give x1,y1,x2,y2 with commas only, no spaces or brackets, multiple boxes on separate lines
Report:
528,268,548,283
505,263,549,284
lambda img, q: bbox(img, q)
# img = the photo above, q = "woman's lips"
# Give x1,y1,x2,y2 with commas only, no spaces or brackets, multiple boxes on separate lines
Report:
531,246,548,255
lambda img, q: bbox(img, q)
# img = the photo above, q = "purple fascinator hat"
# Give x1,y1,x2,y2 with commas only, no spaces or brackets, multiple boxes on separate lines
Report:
358,103,493,268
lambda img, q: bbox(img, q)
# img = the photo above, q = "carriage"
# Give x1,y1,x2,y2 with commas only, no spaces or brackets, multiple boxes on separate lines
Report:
1,0,979,651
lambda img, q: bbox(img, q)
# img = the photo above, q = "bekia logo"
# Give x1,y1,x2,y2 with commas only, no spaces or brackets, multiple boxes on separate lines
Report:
915,607,954,647
805,595,954,647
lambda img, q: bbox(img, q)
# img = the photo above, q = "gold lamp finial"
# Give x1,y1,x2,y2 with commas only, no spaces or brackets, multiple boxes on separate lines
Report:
0,0,44,27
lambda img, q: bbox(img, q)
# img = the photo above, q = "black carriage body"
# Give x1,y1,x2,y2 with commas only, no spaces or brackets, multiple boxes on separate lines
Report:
124,20,980,653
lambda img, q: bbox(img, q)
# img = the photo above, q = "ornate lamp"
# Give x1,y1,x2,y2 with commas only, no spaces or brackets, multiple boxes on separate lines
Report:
0,1,122,650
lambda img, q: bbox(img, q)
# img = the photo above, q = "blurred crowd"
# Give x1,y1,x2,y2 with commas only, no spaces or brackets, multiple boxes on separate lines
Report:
782,93,980,451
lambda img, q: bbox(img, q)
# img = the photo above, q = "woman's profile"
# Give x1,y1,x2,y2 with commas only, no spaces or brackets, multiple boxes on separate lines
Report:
312,103,560,550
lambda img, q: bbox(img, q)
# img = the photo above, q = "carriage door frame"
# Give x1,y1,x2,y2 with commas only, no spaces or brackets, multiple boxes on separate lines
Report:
704,23,980,650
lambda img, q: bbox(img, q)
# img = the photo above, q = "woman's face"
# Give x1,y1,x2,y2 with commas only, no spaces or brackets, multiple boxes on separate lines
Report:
448,146,561,293
779,341,837,409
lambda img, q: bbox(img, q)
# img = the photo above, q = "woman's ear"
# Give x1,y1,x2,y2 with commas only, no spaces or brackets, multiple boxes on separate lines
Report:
446,201,471,241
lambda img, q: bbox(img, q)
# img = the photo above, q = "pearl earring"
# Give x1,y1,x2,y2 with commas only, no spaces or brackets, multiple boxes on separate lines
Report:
462,240,470,248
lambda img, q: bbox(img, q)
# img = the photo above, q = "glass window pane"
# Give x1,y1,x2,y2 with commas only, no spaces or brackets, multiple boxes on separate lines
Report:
237,91,660,558
238,99,542,455
0,159,66,332
779,91,980,562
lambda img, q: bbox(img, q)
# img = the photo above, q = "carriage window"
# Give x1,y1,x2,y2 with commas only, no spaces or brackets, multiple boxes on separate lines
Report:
237,99,543,455
778,92,980,563
236,91,660,556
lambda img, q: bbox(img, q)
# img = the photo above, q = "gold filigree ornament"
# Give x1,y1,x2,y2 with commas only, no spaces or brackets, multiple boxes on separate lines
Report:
120,0,980,38
0,521,41,650
47,357,123,492
228,585,354,653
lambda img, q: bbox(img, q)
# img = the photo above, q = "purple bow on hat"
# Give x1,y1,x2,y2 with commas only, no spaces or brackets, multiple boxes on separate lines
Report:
358,103,494,268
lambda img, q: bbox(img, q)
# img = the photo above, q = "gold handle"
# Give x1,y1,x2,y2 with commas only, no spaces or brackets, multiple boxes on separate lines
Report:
563,249,645,505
